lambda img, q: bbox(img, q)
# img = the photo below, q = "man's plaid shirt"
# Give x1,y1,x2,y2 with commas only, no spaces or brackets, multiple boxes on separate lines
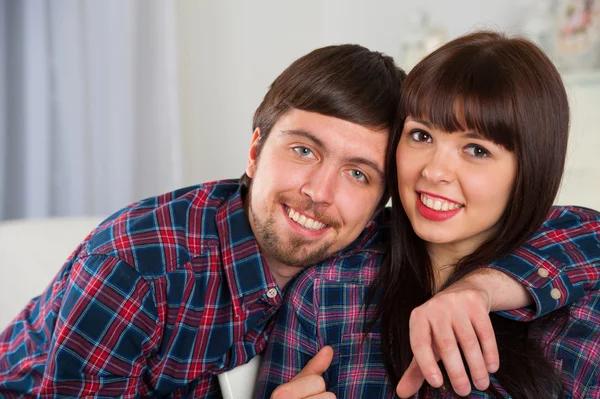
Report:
0,179,381,398
256,206,600,398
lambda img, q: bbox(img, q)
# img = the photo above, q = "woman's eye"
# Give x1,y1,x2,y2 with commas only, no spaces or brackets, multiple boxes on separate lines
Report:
410,130,432,143
465,144,491,158
293,146,315,158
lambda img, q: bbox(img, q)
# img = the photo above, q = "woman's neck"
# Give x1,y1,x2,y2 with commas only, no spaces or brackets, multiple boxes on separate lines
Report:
427,242,474,292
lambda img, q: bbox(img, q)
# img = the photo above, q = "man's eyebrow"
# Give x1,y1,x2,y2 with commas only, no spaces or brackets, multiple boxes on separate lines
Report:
281,129,385,181
280,129,324,147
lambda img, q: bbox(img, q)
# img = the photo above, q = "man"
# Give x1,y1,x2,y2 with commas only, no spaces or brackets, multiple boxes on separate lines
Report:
0,44,402,398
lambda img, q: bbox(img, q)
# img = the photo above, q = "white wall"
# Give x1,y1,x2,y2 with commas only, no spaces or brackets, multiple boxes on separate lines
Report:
177,1,326,185
177,0,532,185
321,0,529,62
556,72,600,210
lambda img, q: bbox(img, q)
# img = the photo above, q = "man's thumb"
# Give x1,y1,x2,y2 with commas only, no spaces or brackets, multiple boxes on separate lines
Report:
292,346,334,381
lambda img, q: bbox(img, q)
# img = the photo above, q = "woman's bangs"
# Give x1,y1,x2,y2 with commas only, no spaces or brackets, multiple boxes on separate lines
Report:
400,60,518,151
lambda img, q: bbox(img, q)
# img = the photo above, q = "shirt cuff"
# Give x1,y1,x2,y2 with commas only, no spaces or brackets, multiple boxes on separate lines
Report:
486,246,577,320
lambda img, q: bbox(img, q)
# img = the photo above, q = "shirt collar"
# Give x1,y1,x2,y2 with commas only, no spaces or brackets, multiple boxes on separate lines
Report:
217,185,279,302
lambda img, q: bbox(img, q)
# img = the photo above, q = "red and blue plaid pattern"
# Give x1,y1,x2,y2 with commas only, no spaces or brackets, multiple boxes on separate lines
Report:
256,206,600,398
0,180,380,398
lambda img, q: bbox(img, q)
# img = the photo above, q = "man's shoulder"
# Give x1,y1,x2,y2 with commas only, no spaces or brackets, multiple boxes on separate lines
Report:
80,179,243,276
535,205,600,242
526,205,600,262
297,207,388,285
299,246,383,288
543,205,600,230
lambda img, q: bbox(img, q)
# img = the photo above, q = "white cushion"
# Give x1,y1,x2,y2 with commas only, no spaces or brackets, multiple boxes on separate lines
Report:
218,355,263,399
0,217,104,330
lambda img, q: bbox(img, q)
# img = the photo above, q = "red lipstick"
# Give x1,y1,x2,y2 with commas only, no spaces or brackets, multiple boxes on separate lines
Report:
416,195,463,221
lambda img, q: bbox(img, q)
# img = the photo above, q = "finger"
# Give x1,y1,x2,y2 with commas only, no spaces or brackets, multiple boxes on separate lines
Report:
452,313,489,391
472,312,499,374
271,375,331,399
409,309,443,388
396,358,426,398
430,319,471,396
306,393,336,399
291,346,334,381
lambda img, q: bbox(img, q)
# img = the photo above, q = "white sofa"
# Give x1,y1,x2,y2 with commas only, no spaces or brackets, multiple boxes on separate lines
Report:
0,216,260,398
0,217,105,330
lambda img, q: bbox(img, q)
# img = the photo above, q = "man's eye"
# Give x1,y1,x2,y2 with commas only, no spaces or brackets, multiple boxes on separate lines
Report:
465,144,491,158
350,169,367,182
410,130,432,143
293,146,315,158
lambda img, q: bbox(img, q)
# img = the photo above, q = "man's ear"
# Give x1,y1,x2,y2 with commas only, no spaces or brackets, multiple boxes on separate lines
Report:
245,128,261,178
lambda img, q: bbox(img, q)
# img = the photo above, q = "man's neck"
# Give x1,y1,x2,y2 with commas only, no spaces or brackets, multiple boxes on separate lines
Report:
262,255,303,289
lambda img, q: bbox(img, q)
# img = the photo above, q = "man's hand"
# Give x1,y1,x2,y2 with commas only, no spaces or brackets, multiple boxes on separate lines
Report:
271,346,335,399
396,269,532,398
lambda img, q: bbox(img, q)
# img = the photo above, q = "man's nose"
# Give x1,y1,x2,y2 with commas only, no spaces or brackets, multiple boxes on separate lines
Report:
300,164,337,205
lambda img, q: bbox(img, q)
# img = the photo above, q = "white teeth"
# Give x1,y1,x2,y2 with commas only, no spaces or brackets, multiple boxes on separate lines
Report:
286,207,326,230
420,193,462,212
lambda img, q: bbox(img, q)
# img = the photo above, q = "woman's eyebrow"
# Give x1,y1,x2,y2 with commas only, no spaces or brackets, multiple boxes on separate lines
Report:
406,117,432,128
462,131,485,140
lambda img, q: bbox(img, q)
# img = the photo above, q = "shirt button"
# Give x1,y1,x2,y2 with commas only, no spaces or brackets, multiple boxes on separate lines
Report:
537,268,549,278
266,288,278,299
550,288,561,300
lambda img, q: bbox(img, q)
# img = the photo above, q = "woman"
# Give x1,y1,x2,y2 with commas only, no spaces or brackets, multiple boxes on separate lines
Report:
375,31,599,398
257,31,600,398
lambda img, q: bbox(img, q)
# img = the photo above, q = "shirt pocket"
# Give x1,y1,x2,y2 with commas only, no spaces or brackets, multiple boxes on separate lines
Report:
334,332,394,398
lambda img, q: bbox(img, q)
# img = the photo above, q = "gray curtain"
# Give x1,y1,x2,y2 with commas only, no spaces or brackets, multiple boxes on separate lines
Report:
0,0,183,221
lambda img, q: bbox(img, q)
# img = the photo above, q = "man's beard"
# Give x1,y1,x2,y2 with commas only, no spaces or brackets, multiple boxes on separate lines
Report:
247,191,337,268
252,211,333,267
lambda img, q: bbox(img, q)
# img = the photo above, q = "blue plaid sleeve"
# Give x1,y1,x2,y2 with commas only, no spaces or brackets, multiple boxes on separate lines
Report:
40,254,159,398
489,206,600,320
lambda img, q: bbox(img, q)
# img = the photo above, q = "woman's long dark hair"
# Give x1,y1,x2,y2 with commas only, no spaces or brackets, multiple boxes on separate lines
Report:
372,31,570,398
